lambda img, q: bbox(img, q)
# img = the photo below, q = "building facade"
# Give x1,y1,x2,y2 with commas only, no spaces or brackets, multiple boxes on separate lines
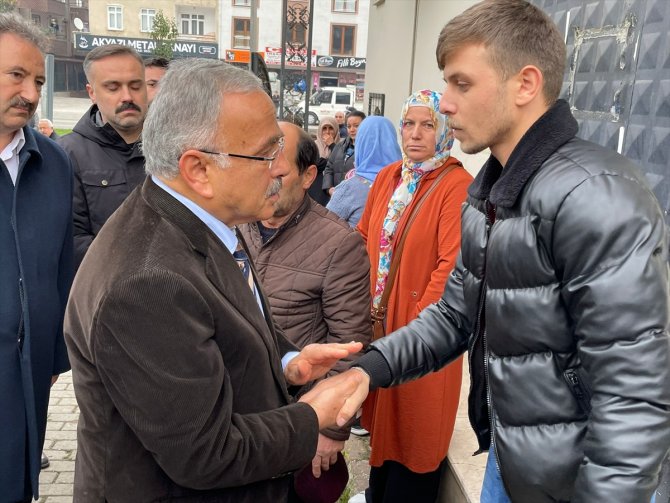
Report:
16,0,90,92
220,0,369,98
78,0,219,59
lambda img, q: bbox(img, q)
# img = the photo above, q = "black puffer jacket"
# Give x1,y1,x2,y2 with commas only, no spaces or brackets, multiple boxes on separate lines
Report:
58,105,145,268
358,100,670,502
322,137,354,193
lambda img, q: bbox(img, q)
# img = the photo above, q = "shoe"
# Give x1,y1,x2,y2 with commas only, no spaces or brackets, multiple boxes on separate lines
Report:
41,452,49,469
348,491,367,503
350,419,369,437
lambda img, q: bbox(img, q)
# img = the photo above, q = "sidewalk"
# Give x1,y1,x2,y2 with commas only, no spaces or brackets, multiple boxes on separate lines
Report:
50,97,91,130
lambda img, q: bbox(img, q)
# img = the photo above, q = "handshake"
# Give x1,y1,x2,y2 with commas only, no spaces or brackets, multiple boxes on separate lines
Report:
283,341,372,430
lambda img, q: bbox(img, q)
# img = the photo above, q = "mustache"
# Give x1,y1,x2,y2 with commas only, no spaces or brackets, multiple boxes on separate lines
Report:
115,102,141,114
265,178,282,198
9,97,36,114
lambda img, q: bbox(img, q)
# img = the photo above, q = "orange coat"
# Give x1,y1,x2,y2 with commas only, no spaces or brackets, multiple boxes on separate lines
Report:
357,157,472,473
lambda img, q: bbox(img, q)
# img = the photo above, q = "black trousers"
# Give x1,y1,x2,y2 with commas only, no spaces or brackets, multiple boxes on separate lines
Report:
365,459,443,503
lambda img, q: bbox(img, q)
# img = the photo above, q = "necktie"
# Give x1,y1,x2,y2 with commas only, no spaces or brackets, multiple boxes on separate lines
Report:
233,247,255,293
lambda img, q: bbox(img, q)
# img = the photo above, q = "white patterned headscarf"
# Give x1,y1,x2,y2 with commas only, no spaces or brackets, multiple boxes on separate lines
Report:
373,90,454,307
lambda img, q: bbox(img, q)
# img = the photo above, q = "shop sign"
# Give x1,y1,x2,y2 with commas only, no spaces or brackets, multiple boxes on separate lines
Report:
74,33,219,59
316,55,366,70
264,46,317,67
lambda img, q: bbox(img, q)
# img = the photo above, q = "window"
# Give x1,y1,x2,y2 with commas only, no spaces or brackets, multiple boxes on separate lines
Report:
232,17,250,49
233,0,251,5
335,92,350,105
107,5,123,30
330,25,355,56
31,14,41,26
332,0,357,13
181,13,205,36
140,9,156,32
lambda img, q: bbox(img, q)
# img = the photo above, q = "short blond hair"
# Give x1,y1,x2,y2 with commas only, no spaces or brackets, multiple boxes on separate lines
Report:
436,0,565,104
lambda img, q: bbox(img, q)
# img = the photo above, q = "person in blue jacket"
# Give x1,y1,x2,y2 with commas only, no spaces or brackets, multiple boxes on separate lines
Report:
0,13,73,502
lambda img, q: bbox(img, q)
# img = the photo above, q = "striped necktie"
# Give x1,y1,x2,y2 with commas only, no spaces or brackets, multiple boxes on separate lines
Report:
233,246,255,293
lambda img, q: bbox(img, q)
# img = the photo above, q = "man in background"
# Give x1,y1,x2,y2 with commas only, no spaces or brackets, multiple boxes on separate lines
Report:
0,13,73,502
144,56,169,104
37,118,59,140
239,120,372,479
58,44,147,268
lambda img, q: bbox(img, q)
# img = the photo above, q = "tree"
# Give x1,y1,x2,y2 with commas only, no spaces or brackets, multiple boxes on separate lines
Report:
0,0,17,13
150,10,178,59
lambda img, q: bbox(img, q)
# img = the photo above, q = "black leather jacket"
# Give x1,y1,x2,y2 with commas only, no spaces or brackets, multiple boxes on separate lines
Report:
322,137,354,192
58,105,145,269
357,100,670,503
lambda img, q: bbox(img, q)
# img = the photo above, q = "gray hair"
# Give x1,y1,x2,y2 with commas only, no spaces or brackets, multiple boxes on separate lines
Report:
0,12,49,52
83,44,144,81
142,58,264,179
39,118,53,127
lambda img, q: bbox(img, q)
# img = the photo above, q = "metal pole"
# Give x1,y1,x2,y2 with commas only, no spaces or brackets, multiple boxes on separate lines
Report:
279,0,287,120
249,0,258,71
303,0,314,131
42,54,55,122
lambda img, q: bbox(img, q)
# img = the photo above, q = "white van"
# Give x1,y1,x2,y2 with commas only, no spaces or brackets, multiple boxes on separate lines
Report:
298,86,363,125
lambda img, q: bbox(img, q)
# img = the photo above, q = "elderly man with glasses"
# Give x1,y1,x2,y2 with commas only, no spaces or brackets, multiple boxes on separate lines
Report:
63,58,365,502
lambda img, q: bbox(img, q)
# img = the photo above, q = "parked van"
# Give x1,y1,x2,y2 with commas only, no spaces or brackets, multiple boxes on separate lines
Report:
298,86,363,125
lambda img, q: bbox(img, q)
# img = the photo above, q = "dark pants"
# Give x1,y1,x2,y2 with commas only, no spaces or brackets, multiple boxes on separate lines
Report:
365,460,443,503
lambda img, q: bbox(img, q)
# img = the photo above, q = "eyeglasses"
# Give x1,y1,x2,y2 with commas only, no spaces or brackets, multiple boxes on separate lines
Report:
199,137,285,170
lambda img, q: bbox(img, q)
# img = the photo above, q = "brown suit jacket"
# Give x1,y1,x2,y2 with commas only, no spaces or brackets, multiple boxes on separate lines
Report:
64,177,318,502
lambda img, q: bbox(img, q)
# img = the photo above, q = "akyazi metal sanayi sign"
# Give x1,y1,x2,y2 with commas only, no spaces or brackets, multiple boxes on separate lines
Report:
74,33,218,59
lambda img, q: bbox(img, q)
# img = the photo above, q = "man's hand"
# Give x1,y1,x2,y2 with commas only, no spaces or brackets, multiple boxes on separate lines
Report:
285,342,363,386
311,434,345,478
298,367,370,430
51,374,59,386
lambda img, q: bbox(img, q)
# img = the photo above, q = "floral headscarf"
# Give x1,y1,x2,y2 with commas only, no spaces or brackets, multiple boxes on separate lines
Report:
373,90,454,307
316,116,341,159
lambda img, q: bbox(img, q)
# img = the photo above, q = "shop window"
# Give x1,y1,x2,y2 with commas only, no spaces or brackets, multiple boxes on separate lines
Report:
233,0,251,5
330,25,356,56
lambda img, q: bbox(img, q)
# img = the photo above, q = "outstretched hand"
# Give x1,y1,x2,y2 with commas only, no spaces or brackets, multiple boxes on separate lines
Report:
285,341,363,386
299,367,371,430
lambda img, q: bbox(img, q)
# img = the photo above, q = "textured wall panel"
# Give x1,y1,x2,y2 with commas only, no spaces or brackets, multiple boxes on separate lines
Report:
533,0,670,226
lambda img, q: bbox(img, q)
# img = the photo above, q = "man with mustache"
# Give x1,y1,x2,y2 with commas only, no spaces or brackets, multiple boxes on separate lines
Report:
64,58,366,502
239,121,371,486
0,12,73,502
58,44,147,268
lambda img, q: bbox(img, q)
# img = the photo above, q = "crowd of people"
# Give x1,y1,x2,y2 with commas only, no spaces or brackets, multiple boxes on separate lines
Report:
1,1,669,503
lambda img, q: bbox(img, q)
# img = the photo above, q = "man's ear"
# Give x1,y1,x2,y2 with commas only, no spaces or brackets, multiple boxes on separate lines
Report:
86,83,95,104
179,150,215,199
302,164,318,190
514,65,543,106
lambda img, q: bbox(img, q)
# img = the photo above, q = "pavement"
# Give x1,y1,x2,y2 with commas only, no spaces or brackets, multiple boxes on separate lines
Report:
37,370,369,503
50,96,91,130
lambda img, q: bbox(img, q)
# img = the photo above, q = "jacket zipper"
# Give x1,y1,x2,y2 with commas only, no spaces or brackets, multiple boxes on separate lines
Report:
469,200,496,454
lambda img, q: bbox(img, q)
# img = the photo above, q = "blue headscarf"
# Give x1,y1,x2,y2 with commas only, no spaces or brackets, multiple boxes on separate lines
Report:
353,116,402,183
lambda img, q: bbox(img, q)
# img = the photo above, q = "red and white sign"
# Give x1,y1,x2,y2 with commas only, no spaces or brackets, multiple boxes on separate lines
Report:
264,46,317,67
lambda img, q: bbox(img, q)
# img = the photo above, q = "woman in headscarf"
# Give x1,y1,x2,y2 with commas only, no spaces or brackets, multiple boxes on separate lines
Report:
309,116,341,206
322,110,366,197
326,116,401,227
356,90,473,503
